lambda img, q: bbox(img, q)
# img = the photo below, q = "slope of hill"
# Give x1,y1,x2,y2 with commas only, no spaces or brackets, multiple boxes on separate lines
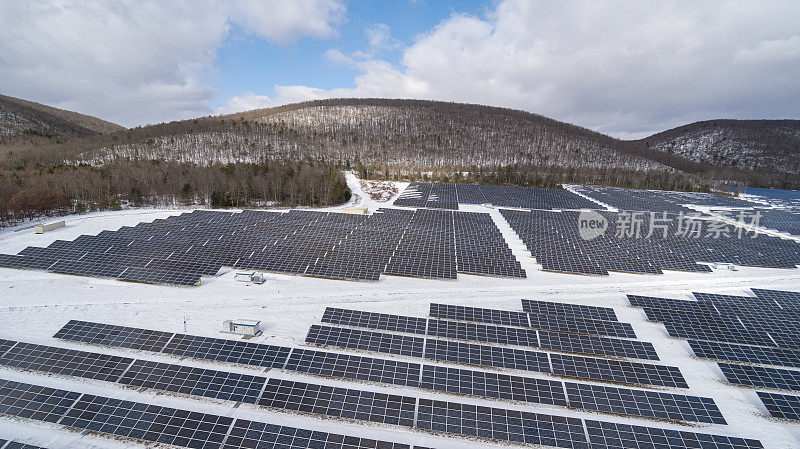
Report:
640,120,800,174
74,99,670,172
0,93,124,141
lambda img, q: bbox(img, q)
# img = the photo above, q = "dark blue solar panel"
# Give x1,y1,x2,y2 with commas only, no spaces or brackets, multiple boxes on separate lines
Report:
757,391,800,420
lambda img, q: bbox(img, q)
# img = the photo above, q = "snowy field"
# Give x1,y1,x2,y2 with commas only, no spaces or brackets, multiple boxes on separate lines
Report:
0,176,799,448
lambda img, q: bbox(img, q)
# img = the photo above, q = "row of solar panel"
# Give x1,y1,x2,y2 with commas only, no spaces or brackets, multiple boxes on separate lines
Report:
305,325,687,389
628,293,800,351
322,307,655,360
626,289,800,422
0,441,44,449
501,208,800,277
431,302,628,332
570,185,757,212
0,378,418,449
0,207,526,285
393,182,602,211
0,376,767,449
51,316,660,391
0,337,721,425
8,338,764,448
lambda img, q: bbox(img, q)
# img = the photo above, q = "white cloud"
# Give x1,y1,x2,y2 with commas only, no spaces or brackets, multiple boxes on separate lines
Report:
227,0,344,44
0,0,346,127
223,0,800,138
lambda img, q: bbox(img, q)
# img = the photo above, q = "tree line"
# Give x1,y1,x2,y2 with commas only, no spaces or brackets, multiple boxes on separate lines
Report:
0,157,350,226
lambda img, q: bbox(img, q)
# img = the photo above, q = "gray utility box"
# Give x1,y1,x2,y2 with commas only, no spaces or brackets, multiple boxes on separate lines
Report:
222,319,262,337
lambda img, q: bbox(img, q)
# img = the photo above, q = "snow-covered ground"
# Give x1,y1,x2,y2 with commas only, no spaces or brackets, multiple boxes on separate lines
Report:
0,179,799,448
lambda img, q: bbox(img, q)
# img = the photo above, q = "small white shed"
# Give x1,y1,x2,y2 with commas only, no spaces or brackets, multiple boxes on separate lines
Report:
712,262,737,271
35,220,65,234
222,319,261,337
234,272,266,284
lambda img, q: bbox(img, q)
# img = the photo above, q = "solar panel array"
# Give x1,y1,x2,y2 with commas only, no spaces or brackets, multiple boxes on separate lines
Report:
502,208,800,276
583,420,761,449
0,441,45,449
749,209,800,237
0,207,525,285
628,292,800,351
327,306,656,360
571,185,756,212
719,363,800,391
309,323,686,388
0,330,697,427
259,378,417,427
521,299,618,321
393,182,599,210
628,289,800,422
0,378,416,449
46,320,768,446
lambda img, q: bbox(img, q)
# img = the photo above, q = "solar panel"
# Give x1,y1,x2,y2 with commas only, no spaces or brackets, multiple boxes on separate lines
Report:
0,378,414,449
757,391,800,420
693,292,783,309
223,420,415,449
537,330,659,361
719,363,800,391
565,382,725,424
0,366,752,448
426,319,539,347
689,339,800,368
420,364,567,406
429,303,530,327
0,379,80,424
416,398,589,447
119,359,267,403
0,442,46,449
526,313,636,338
305,325,424,358
584,420,763,449
550,353,688,388
54,320,293,370
284,348,421,387
322,307,427,334
632,294,800,350
162,334,291,368
258,378,416,427
521,299,618,321
751,288,800,309
395,182,599,210
0,339,18,358
53,320,173,352
62,395,233,448
0,342,133,382
660,312,776,347
423,338,550,373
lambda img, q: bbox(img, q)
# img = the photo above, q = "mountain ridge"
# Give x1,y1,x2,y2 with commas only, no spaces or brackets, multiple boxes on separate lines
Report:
0,93,125,141
1,94,796,182
639,119,800,174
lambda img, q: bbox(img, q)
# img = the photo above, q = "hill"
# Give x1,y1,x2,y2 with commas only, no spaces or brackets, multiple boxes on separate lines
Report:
2,96,798,225
0,93,124,141
640,119,800,174
72,99,681,174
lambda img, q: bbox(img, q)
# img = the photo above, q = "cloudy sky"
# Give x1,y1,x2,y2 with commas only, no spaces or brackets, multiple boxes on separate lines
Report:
1,0,798,138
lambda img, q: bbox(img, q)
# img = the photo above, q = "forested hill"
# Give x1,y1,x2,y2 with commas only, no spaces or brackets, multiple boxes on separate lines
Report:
2,96,799,226
640,119,800,174
68,99,676,173
0,93,124,141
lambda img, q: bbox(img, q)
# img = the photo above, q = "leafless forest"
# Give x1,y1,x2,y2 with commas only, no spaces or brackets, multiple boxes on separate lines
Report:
1,97,796,226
